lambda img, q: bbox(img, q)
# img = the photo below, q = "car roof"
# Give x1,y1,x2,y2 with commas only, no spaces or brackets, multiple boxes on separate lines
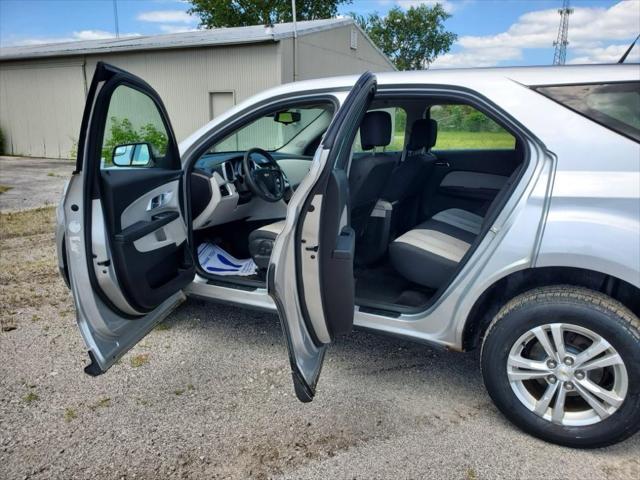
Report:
262,63,640,99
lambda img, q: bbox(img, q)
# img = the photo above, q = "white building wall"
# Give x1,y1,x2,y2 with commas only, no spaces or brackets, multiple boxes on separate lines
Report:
0,59,86,158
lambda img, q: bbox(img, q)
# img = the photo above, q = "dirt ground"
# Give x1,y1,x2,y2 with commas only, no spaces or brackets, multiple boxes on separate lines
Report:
0,157,638,479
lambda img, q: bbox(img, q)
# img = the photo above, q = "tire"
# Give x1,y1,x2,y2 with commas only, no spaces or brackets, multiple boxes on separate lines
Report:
480,285,640,448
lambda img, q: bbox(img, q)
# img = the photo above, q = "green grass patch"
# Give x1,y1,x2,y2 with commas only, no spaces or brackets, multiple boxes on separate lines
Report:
0,184,12,194
89,398,111,411
23,392,39,403
435,131,515,150
130,353,150,368
64,407,77,422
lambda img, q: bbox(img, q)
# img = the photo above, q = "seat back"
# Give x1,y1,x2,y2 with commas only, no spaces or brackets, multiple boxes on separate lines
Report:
381,118,438,204
349,111,398,235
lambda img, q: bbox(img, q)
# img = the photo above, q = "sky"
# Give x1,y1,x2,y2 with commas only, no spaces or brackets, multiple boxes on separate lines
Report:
0,0,638,67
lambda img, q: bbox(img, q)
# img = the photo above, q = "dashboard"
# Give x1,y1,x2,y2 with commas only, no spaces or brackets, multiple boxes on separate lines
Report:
191,151,314,230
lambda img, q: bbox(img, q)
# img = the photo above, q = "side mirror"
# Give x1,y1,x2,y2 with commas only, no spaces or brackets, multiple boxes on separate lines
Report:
112,142,153,167
274,110,301,125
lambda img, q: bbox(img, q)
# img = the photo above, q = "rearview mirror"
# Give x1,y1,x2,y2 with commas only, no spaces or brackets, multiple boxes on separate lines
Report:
274,110,301,125
112,142,153,167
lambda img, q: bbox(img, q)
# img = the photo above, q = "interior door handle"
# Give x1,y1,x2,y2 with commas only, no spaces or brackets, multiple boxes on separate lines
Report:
114,211,179,243
434,161,450,167
147,191,173,211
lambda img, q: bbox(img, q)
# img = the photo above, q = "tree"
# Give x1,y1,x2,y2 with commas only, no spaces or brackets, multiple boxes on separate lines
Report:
353,4,456,71
188,0,351,28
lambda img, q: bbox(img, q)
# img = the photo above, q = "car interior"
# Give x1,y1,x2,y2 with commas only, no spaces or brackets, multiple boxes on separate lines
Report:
189,95,526,313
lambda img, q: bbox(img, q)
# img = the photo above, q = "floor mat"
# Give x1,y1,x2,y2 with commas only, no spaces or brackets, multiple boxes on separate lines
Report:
198,243,257,276
355,262,434,308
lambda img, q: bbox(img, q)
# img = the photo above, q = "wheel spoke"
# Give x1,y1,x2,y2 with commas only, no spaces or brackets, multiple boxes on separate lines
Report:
550,324,567,359
579,352,623,371
574,382,611,420
534,381,559,416
532,326,556,360
574,338,612,368
551,385,567,424
507,353,551,382
508,354,550,372
576,378,624,408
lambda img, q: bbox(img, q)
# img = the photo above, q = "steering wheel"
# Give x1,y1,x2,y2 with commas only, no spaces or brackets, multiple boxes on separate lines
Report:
242,147,287,202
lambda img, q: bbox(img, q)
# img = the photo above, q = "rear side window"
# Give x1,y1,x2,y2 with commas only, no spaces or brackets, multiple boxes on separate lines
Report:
535,82,640,142
429,104,516,150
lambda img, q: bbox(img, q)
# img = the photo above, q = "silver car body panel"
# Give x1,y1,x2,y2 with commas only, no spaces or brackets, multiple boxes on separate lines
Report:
60,64,640,353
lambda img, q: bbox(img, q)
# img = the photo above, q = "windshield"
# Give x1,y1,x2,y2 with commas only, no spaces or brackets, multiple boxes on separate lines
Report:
208,104,334,154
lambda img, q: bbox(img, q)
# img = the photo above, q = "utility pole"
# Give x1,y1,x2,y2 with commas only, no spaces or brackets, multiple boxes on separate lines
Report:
113,0,120,38
553,0,573,65
291,0,298,81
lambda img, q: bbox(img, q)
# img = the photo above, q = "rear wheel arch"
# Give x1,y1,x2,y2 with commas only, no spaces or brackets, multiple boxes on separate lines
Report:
462,266,640,352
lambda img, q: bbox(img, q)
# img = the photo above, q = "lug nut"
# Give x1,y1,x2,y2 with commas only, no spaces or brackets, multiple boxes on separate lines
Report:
564,357,574,366
547,360,557,369
575,371,585,380
564,381,574,390
548,375,557,384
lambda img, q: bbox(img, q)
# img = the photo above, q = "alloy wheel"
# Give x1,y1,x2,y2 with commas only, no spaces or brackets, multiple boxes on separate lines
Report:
507,323,628,426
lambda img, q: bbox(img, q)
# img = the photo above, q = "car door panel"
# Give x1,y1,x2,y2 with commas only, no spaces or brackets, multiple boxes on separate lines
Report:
63,61,194,375
269,72,376,402
422,149,518,217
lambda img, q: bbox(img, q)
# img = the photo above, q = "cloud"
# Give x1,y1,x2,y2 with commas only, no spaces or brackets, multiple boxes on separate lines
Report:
3,30,140,47
396,1,457,13
158,25,199,34
568,43,640,64
431,0,640,68
432,47,522,68
137,10,196,24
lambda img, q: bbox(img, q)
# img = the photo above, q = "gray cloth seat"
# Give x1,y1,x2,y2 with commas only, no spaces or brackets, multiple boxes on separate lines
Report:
389,208,483,288
248,219,285,269
349,111,399,236
390,163,523,289
381,118,438,204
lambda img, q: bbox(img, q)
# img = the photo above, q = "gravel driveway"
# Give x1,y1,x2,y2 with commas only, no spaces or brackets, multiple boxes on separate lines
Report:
0,156,74,212
0,157,638,479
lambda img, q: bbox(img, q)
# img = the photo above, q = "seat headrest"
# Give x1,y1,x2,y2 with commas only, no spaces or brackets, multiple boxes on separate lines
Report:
360,111,392,150
407,119,437,151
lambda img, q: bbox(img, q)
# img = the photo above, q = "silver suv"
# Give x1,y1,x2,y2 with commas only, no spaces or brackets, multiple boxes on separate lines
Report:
57,62,640,448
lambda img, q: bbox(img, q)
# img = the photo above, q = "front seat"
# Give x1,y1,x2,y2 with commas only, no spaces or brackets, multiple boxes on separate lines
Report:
248,219,285,269
381,118,438,204
349,111,398,237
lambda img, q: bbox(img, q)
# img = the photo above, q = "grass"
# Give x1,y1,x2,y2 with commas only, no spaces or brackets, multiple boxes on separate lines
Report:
130,353,150,368
384,130,515,153
23,392,39,403
89,397,111,411
435,131,515,150
0,184,12,194
0,206,56,240
64,407,77,422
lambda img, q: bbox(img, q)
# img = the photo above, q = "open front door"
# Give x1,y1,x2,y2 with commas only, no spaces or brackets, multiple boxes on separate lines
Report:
62,62,195,375
269,72,376,401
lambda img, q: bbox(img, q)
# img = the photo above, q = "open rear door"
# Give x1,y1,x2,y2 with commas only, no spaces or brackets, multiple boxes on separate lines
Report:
269,72,376,401
61,62,195,375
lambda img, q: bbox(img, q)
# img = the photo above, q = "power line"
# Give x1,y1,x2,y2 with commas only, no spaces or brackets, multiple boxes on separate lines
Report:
553,0,573,65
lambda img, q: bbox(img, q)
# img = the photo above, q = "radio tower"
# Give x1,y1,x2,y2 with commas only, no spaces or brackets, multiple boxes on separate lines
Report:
553,0,573,65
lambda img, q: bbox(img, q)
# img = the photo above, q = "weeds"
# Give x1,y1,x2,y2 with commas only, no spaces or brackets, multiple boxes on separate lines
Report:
64,407,77,422
130,353,150,368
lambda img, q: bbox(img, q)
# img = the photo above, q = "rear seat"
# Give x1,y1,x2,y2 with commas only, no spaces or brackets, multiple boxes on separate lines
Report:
389,209,480,288
389,166,522,289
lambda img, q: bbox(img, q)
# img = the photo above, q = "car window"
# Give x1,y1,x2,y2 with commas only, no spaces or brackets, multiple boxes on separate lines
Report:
535,82,640,142
352,107,406,152
100,85,172,169
429,104,516,150
208,103,334,154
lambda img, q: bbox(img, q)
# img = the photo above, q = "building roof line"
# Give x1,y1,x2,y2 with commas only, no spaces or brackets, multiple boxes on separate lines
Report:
0,18,354,61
